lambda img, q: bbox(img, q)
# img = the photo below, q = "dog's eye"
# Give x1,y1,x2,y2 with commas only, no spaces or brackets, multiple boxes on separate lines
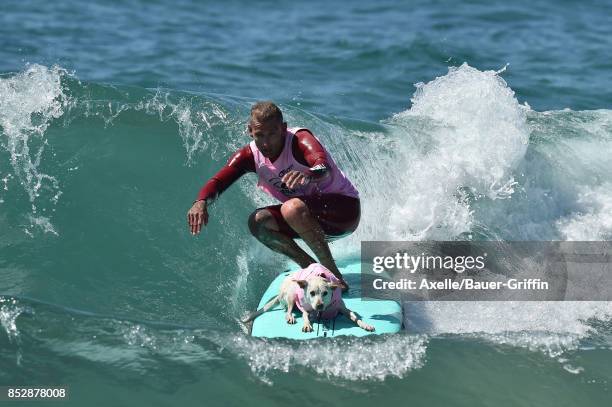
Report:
309,291,315,296
322,291,328,296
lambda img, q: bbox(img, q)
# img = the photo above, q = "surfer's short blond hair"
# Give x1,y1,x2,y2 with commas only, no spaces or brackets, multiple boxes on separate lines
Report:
250,101,284,125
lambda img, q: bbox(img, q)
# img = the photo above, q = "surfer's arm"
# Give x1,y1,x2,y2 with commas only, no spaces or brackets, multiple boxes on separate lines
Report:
195,145,256,203
293,129,329,178
188,146,255,235
281,130,331,189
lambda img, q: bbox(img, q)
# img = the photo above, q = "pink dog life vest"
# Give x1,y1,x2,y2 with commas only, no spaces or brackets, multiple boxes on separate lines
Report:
293,263,343,319
249,127,359,202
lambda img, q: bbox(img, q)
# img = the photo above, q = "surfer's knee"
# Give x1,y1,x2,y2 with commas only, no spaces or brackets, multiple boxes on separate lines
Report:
248,209,278,236
280,198,309,224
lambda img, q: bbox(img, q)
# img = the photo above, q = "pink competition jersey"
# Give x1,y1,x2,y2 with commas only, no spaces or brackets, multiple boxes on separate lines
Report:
249,127,359,202
293,263,343,320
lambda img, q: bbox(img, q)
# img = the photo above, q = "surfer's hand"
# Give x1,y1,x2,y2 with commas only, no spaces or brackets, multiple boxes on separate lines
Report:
188,200,208,235
281,170,310,189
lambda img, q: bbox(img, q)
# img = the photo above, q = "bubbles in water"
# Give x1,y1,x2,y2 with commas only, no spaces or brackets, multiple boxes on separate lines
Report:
26,214,59,235
0,297,32,344
231,250,250,315
121,323,158,350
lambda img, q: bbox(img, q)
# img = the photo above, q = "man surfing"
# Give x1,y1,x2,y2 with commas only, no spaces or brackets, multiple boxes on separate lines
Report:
187,101,360,290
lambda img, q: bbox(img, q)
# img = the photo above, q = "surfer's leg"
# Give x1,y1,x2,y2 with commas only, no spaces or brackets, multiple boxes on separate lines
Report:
280,198,348,288
248,208,316,268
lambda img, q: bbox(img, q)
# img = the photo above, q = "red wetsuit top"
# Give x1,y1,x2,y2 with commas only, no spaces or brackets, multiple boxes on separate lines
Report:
196,130,327,202
195,129,361,240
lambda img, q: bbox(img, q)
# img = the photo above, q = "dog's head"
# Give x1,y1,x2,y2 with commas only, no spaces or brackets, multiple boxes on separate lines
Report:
295,276,340,311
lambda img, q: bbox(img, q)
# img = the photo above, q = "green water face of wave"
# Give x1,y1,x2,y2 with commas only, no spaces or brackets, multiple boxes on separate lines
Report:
0,67,243,318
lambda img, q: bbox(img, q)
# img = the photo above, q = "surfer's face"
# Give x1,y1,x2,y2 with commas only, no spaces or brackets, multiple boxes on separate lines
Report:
248,118,286,159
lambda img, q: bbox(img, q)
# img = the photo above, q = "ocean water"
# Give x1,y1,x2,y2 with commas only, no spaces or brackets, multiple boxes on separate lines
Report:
1,0,611,406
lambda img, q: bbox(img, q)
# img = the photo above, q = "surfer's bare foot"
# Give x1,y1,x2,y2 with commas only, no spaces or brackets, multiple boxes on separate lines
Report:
302,322,313,332
285,313,295,324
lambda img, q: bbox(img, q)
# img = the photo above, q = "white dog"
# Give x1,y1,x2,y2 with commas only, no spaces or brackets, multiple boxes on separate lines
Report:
243,263,375,333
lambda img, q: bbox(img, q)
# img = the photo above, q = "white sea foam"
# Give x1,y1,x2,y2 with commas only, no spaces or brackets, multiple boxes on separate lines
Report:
229,333,427,383
385,63,529,239
134,90,240,164
321,63,530,248
0,297,31,343
0,65,72,234
404,300,612,359
556,183,612,240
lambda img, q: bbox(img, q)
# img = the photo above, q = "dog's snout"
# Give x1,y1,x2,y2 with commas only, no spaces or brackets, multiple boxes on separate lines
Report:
316,303,324,310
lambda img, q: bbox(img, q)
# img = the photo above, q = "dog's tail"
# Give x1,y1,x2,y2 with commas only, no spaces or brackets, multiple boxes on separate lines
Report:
240,295,280,323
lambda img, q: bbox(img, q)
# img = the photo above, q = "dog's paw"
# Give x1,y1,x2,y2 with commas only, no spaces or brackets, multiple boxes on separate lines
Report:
358,321,375,332
302,323,313,332
285,313,296,324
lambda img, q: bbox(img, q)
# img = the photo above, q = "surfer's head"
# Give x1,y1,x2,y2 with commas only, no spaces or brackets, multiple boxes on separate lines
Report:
296,276,340,311
248,101,287,159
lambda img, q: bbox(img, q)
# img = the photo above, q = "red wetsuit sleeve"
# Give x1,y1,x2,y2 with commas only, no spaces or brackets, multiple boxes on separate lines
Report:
196,145,256,201
292,129,329,168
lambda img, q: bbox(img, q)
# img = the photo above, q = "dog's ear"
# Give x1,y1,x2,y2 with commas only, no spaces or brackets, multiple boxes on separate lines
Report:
295,279,308,289
328,282,341,290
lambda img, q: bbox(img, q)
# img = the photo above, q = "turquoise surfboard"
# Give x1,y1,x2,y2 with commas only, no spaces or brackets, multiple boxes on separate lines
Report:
250,262,403,339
